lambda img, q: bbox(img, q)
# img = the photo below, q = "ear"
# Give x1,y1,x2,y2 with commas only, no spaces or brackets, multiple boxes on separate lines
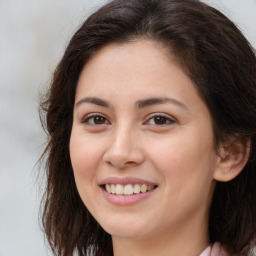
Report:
213,137,251,182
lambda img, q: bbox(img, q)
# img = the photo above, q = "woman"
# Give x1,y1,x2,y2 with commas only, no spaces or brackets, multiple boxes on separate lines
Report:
40,0,256,255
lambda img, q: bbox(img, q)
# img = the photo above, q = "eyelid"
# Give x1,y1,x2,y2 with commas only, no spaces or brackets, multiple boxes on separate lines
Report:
80,112,177,126
144,113,177,125
81,112,111,125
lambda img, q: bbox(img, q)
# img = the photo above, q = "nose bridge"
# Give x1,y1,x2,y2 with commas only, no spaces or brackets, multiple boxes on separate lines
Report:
111,121,135,158
103,120,144,168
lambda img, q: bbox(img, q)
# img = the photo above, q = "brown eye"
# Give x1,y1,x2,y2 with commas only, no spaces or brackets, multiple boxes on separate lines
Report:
154,116,168,125
146,114,176,126
93,116,106,124
82,114,109,125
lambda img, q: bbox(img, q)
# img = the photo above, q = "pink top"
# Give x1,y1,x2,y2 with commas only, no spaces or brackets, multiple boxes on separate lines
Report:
200,242,233,256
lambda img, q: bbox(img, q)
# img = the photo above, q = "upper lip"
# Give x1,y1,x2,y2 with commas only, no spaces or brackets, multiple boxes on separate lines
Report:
99,176,157,186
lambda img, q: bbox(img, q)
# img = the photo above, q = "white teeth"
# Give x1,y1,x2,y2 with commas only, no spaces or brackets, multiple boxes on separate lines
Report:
104,184,155,195
133,184,141,194
124,184,133,195
111,184,116,194
106,184,111,193
140,184,147,193
116,184,124,195
147,185,153,191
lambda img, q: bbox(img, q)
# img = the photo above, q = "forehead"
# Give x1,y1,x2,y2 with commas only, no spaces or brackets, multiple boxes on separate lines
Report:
75,40,212,128
79,40,171,83
76,40,196,98
74,39,214,140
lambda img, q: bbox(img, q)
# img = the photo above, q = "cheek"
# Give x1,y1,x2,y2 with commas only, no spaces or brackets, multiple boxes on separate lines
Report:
69,130,103,176
69,131,103,207
147,134,216,220
147,129,216,189
69,130,105,204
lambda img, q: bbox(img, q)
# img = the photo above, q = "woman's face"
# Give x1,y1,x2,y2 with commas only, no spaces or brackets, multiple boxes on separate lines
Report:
70,40,219,241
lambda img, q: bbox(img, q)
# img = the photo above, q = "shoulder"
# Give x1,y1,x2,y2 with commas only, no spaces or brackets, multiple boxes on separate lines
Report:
200,242,238,256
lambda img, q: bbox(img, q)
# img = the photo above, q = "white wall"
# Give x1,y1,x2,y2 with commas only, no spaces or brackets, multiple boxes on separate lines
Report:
0,1,255,256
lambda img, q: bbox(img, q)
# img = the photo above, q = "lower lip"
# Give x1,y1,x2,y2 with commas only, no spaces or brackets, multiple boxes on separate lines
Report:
100,187,156,206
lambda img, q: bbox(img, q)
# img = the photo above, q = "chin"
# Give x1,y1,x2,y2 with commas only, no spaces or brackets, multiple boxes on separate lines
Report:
106,227,149,239
99,216,151,239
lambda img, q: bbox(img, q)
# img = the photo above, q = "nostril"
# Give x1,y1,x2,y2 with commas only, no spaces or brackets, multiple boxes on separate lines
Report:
126,161,137,166
104,158,134,168
103,146,145,168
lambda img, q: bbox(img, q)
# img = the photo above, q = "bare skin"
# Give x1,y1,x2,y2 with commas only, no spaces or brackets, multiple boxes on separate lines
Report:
70,40,249,256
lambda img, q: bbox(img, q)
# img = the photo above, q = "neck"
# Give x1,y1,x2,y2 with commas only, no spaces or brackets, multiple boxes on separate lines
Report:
112,213,209,256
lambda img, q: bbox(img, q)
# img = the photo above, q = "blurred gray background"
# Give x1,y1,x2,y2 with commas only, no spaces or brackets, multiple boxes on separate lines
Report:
0,1,255,256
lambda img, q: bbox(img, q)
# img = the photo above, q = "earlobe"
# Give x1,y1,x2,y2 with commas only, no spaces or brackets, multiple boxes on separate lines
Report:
213,137,251,182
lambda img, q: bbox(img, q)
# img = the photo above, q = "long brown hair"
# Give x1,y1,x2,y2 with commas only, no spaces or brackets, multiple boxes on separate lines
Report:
40,0,256,255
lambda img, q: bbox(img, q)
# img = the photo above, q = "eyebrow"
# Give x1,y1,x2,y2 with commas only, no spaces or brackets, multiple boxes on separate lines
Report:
136,97,188,110
76,97,110,108
75,96,188,110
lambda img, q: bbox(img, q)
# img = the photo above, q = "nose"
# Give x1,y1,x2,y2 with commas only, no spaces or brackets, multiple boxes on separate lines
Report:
103,125,145,169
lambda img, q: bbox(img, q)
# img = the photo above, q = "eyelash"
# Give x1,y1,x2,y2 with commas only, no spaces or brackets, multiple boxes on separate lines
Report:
81,113,176,126
81,113,110,125
144,113,176,126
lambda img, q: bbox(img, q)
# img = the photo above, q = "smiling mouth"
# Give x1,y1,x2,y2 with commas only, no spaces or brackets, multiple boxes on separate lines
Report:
102,184,157,195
